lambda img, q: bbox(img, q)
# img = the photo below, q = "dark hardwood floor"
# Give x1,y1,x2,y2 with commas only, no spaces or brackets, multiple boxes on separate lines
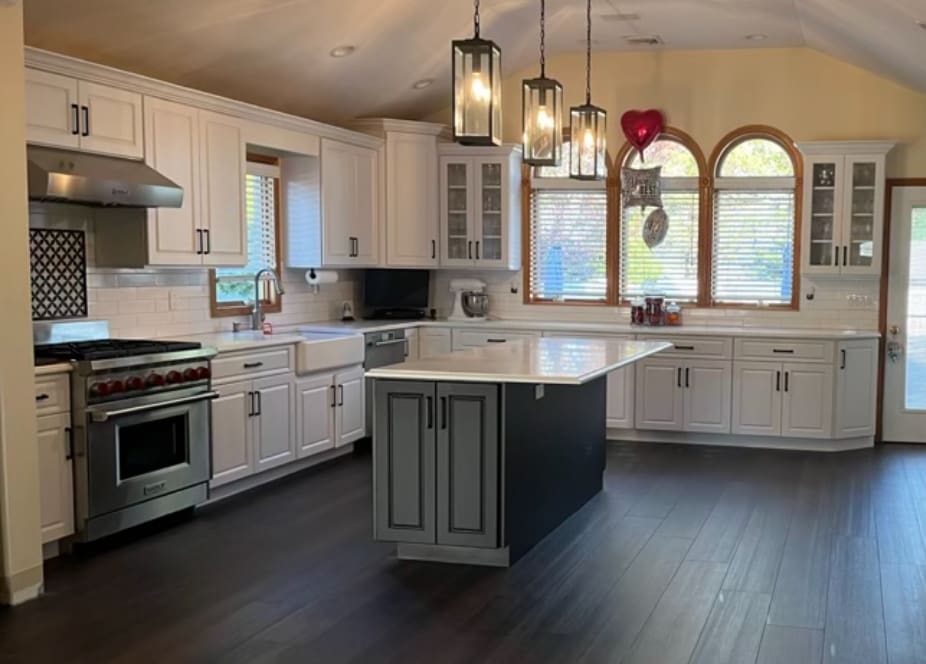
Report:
3,442,926,664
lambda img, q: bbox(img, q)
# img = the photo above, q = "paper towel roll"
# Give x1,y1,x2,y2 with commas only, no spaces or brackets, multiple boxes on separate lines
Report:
305,269,339,286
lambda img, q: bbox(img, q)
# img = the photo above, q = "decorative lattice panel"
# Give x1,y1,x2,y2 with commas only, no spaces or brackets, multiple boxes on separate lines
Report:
30,228,88,320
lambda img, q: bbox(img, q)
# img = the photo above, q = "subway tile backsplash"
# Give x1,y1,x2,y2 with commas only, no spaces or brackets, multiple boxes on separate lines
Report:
30,203,359,339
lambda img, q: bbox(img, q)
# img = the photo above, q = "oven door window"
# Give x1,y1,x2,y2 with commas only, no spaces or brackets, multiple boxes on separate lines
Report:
117,413,190,481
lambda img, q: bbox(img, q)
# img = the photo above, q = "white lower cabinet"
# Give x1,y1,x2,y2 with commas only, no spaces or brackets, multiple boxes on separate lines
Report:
296,365,365,460
210,373,296,488
405,328,420,361
835,340,877,438
733,361,833,439
607,368,635,429
37,412,74,544
635,358,731,434
419,329,452,359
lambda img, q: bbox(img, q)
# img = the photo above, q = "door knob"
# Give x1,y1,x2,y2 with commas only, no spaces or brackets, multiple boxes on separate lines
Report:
889,325,901,336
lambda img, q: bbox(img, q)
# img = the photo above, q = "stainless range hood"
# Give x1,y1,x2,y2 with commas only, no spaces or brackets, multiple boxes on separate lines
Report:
27,146,183,208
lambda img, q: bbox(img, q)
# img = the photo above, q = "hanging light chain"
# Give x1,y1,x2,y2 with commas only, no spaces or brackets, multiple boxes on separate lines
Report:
539,0,546,77
474,0,481,37
585,0,592,103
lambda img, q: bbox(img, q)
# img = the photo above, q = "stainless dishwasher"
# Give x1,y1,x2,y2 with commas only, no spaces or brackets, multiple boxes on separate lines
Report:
364,329,408,434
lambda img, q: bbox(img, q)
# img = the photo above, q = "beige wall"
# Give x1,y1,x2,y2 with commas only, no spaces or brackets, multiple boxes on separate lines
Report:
429,47,926,178
0,1,43,605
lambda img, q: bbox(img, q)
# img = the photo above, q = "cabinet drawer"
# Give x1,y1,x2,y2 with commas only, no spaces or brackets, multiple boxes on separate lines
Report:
645,336,732,359
735,338,834,363
34,374,70,416
212,347,293,382
452,329,540,351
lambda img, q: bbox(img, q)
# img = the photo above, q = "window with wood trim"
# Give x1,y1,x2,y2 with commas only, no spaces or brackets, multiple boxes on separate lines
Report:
527,141,611,303
710,129,801,306
620,136,703,302
210,155,283,317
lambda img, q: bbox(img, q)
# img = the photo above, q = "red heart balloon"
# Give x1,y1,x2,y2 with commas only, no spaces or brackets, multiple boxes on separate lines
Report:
621,110,665,157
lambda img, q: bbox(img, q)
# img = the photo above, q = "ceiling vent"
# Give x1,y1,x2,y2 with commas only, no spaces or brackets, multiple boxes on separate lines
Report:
623,34,664,46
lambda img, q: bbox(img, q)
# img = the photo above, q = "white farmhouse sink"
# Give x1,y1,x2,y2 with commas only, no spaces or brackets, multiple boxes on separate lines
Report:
296,332,364,375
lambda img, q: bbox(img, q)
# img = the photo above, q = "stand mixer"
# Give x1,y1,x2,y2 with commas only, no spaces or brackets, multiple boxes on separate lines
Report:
448,278,489,321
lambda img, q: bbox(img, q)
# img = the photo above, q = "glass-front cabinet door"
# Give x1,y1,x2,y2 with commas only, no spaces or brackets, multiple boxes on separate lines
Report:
842,155,885,276
805,157,843,273
475,160,506,265
440,157,475,266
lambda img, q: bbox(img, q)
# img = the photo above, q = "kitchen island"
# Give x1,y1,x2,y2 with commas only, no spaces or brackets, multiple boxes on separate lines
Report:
366,336,671,567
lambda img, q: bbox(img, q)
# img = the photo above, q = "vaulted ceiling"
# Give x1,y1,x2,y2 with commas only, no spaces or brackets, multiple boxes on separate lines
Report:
22,0,926,126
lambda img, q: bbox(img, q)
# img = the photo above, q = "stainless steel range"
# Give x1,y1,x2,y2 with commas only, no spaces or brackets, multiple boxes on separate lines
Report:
34,321,218,542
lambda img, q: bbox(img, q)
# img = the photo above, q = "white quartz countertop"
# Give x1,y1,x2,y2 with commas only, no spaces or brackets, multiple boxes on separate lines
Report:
34,362,73,376
365,337,673,385
175,331,307,353
300,319,880,340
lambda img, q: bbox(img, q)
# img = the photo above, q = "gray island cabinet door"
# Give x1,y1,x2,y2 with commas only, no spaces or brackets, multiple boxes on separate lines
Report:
436,383,500,548
373,380,436,543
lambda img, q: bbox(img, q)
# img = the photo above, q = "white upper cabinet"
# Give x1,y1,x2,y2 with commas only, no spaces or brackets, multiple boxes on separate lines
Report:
439,144,522,270
352,120,444,268
26,69,143,159
144,97,246,267
799,141,894,278
320,138,380,267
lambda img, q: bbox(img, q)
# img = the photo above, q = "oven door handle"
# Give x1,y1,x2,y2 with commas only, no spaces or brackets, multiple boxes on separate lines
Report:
87,392,220,423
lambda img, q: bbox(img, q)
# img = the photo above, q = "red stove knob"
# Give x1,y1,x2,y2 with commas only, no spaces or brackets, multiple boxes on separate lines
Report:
166,370,182,384
125,376,144,391
195,366,211,380
90,382,110,397
146,373,165,387
108,379,125,394
183,368,198,382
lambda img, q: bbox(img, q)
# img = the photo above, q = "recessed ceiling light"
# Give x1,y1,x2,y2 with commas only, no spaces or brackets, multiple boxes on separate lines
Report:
745,33,768,41
917,21,926,30
329,45,356,58
412,78,435,90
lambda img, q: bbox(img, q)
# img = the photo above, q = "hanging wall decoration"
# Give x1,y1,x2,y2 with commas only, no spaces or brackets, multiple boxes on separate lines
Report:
620,109,665,160
621,165,663,209
452,0,502,146
642,207,670,249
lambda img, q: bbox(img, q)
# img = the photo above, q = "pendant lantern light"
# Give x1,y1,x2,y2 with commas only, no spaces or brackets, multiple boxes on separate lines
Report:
522,0,563,166
569,0,607,180
452,0,502,146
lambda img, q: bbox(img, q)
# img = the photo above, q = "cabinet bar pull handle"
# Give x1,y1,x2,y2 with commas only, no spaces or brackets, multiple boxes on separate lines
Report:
784,372,790,392
674,345,694,351
677,367,682,388
243,361,264,369
330,385,336,408
834,248,839,266
196,229,204,255
475,240,480,260
255,390,262,416
843,246,848,267
204,229,211,255
337,384,344,407
35,393,50,402
247,391,254,416
468,241,473,260
776,371,781,392
840,349,847,370
772,349,794,354
81,105,89,136
440,396,448,430
685,368,690,388
486,338,506,343
431,239,436,260
65,427,74,460
71,103,79,135
426,396,433,429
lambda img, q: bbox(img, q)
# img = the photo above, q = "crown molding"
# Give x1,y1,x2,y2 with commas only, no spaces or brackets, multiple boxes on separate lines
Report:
24,47,383,150
351,118,451,140
797,140,898,155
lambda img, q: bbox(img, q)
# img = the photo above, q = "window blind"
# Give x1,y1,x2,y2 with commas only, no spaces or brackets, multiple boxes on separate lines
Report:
712,190,795,304
529,187,608,301
216,173,277,281
620,190,700,301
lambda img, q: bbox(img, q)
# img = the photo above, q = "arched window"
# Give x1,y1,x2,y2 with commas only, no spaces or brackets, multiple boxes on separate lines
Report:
620,130,705,301
527,140,610,302
710,127,801,306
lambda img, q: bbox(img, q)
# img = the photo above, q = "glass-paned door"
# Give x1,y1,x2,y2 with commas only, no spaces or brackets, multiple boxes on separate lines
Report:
847,161,876,267
807,159,840,269
883,186,926,442
441,159,473,264
477,161,504,262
